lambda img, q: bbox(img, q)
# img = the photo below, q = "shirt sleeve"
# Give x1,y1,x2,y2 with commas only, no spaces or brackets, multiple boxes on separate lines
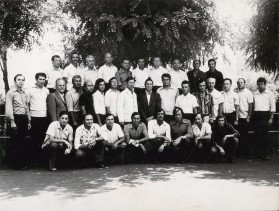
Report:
65,92,74,112
62,67,69,78
248,91,254,104
105,92,111,107
234,93,240,106
115,71,121,85
5,91,14,123
123,125,130,140
148,121,156,139
205,123,212,134
166,124,171,141
117,124,124,138
46,122,56,137
192,95,198,108
74,126,82,150
68,126,74,142
219,92,224,104
93,93,100,114
175,96,179,107
269,92,276,112
117,92,125,122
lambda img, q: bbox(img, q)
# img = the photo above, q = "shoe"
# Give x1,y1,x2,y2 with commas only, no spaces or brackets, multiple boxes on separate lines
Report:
49,159,57,171
20,166,29,170
96,162,106,168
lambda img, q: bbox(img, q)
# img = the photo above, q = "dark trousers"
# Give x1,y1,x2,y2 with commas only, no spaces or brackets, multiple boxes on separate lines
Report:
172,138,195,162
142,138,171,162
252,111,270,157
105,144,126,164
98,114,106,125
11,114,29,168
224,112,236,125
195,138,213,162
237,118,251,156
45,142,71,167
70,111,83,132
125,144,146,163
29,117,48,162
215,137,238,162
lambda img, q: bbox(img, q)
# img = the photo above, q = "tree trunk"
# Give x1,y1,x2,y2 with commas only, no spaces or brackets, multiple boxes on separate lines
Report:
0,50,9,93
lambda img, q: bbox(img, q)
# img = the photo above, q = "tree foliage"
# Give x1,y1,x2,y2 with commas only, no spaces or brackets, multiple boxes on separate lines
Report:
64,0,224,66
244,0,278,73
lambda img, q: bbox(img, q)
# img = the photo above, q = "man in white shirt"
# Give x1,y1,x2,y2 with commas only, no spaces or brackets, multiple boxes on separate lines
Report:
81,55,98,85
222,78,240,126
157,73,179,122
105,77,120,123
168,58,188,89
27,72,49,163
117,77,138,126
63,52,82,90
74,113,106,168
207,77,223,124
46,55,63,93
149,56,168,92
253,77,276,160
175,80,198,122
132,58,150,94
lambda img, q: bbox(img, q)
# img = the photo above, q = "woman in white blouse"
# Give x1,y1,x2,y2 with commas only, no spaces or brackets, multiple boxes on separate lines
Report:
93,78,106,126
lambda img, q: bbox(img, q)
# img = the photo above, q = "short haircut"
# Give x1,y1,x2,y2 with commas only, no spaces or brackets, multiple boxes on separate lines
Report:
145,77,153,86
105,113,114,119
131,112,140,119
161,73,171,80
56,78,66,86
14,74,25,82
197,79,206,86
216,114,226,122
181,80,190,86
72,75,82,84
152,56,161,62
257,77,267,85
104,52,112,58
223,78,232,84
95,78,106,89
237,78,246,84
173,58,181,63
109,77,117,85
86,55,95,62
194,113,202,119
125,77,135,83
193,59,201,65
84,113,93,120
35,72,47,80
122,58,130,63
51,55,61,61
173,107,184,117
71,52,79,59
157,108,165,116
137,58,145,62
207,77,216,83
208,59,216,64
59,111,69,118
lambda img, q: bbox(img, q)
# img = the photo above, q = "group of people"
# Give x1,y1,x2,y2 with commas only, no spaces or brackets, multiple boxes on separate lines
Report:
5,52,276,171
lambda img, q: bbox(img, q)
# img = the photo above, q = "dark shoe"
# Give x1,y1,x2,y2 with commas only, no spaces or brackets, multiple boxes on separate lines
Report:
96,162,106,168
20,166,29,170
49,159,57,171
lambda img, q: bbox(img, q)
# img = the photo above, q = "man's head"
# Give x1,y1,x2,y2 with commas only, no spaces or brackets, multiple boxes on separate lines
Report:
84,113,94,127
223,78,232,91
14,74,25,89
35,72,47,88
109,77,118,89
153,56,162,68
194,113,203,125
207,77,216,91
105,113,115,127
138,58,145,69
104,52,113,64
156,109,165,121
84,80,94,93
193,59,201,70
161,73,171,86
71,52,79,65
131,112,141,127
145,78,153,92
197,79,206,92
95,78,106,92
72,75,82,89
216,115,226,127
86,55,95,69
122,58,130,70
59,111,69,126
181,80,190,95
208,59,216,71
126,77,135,91
55,78,66,93
257,77,267,92
237,78,246,90
51,55,61,68
172,58,181,70
173,107,183,122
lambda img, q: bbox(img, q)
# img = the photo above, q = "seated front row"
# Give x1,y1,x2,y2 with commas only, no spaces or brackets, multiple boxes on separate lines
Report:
42,109,239,171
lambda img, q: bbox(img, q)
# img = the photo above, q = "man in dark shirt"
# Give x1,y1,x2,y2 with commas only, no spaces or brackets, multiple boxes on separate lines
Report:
80,80,95,117
187,60,206,93
205,59,224,91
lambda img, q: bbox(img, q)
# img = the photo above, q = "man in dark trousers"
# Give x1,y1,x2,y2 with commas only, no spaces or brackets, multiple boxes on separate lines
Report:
205,59,224,91
187,60,206,93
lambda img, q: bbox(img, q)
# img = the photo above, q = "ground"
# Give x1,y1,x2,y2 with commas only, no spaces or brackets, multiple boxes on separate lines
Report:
0,157,278,211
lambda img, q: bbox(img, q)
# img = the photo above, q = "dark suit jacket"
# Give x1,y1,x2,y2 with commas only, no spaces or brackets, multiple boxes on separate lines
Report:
47,91,67,122
138,92,161,122
205,69,224,91
187,70,206,93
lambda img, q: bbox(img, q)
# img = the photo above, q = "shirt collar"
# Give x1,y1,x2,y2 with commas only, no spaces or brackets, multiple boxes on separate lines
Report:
58,122,68,131
255,89,267,94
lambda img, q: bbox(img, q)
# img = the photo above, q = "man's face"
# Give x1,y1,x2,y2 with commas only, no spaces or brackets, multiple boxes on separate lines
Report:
15,76,25,88
157,111,164,121
84,115,93,127
257,82,266,91
72,54,79,64
99,82,106,92
36,76,46,88
59,114,69,126
174,110,182,121
182,83,190,95
208,61,216,71
145,80,153,92
193,60,200,69
237,79,245,89
87,57,95,68
162,77,170,86
198,81,206,92
52,57,61,68
127,80,135,90
110,78,118,89
173,59,181,70
223,80,231,91
153,58,161,68
56,79,66,93
122,60,130,70
105,53,113,64
132,115,141,126
217,118,225,127
195,114,203,125
85,81,94,93
106,115,114,127
73,77,82,88
207,79,215,90
138,59,145,69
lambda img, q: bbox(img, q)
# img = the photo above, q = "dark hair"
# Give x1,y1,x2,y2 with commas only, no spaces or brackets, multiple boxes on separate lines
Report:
84,113,93,120
71,52,79,59
208,59,216,64
105,113,114,119
197,79,206,86
216,114,226,122
257,77,267,85
51,55,61,61
194,113,202,119
122,58,130,63
157,108,165,116
14,74,25,82
173,107,184,117
104,52,113,59
59,111,69,118
173,58,181,63
131,112,140,119
145,77,153,86
95,78,106,90
223,78,232,84
237,78,246,84
152,56,161,62
109,77,117,85
72,75,82,84
125,77,135,83
161,73,171,80
35,72,47,80
193,59,201,65
181,80,190,86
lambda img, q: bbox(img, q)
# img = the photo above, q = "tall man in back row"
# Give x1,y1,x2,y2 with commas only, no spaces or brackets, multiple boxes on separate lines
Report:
187,60,206,93
205,59,224,91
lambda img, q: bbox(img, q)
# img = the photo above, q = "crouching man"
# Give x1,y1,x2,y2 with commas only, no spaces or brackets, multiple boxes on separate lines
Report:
42,111,73,171
74,113,106,168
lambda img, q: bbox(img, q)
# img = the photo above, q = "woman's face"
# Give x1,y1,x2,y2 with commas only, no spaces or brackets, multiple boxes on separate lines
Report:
99,82,106,91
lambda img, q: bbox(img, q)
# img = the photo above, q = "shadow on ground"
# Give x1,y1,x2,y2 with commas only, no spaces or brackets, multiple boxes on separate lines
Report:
0,156,278,199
